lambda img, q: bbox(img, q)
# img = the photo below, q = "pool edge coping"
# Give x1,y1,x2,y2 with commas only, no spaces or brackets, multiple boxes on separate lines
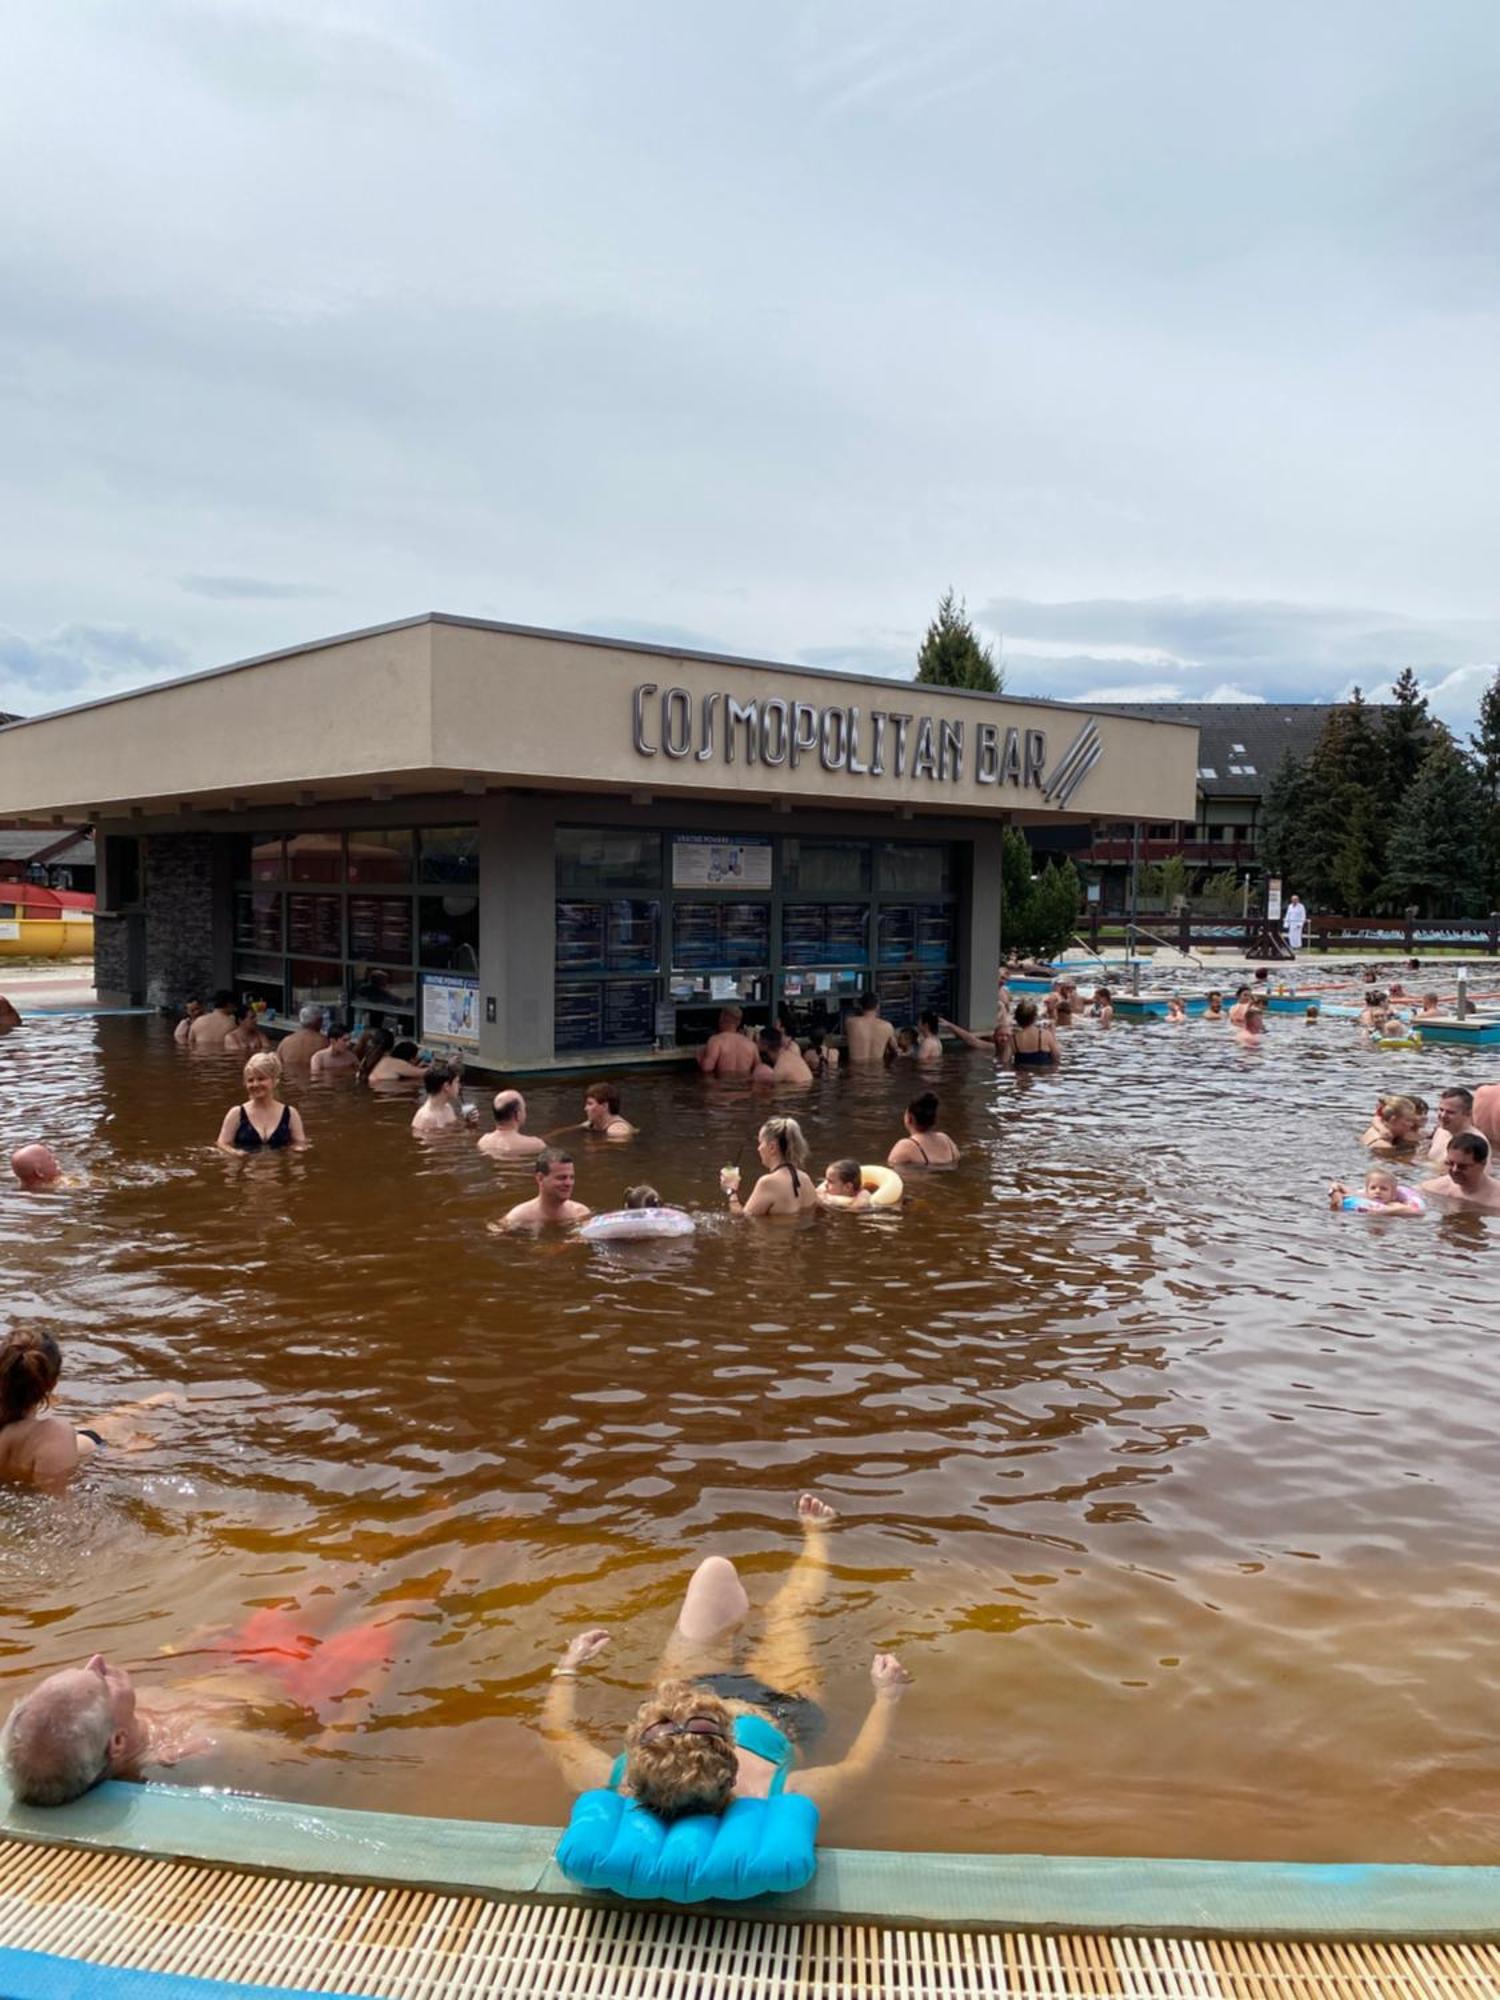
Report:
4,1785,1498,1940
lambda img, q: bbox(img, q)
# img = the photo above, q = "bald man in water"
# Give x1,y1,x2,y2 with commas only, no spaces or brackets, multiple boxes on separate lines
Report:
478,1089,546,1160
10,1144,68,1191
698,1006,759,1078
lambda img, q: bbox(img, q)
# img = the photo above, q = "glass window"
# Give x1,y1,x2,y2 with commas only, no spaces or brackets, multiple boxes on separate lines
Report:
556,902,606,973
419,827,480,886
782,903,867,966
289,960,346,1012
287,832,343,883
234,891,283,954
249,835,285,882
287,893,343,959
673,901,769,969
780,839,870,893
349,964,416,1011
419,893,480,972
877,842,953,894
606,899,659,972
349,894,415,963
346,830,413,884
235,965,286,1017
555,983,603,1052
556,828,661,892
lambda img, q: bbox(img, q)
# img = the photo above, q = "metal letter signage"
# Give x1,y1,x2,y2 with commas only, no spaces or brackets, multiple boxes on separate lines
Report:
630,686,1107,804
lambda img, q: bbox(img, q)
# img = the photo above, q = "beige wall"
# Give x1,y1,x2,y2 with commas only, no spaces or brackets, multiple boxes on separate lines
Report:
0,615,1197,825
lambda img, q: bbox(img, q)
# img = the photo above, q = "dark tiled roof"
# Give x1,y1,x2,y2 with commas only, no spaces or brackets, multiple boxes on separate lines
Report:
0,826,95,865
1082,701,1367,798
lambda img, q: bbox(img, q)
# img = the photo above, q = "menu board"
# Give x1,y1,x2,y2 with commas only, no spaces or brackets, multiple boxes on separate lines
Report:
672,901,769,970
825,904,867,962
783,903,867,967
234,891,282,954
555,983,602,1052
915,907,954,965
288,893,341,958
672,836,773,890
555,902,605,972
877,906,915,965
349,895,413,963
420,971,480,1046
721,903,769,967
605,899,659,972
876,973,914,1018
602,979,656,1047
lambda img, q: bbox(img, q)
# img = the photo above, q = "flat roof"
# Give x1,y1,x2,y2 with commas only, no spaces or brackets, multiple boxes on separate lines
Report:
0,612,1198,736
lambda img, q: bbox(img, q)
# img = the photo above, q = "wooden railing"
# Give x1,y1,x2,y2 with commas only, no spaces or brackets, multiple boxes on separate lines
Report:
1077,909,1500,957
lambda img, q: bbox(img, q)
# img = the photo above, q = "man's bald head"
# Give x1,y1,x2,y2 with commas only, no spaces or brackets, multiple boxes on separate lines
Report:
10,1144,62,1190
492,1090,527,1128
0,1669,115,1806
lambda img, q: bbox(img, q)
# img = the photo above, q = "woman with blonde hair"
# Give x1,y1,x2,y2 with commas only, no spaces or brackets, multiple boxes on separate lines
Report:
544,1494,912,1900
214,1053,307,1153
722,1116,818,1218
1361,1094,1424,1159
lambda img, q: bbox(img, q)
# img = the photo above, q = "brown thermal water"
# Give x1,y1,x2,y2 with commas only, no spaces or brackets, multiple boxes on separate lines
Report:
3,1013,1498,1862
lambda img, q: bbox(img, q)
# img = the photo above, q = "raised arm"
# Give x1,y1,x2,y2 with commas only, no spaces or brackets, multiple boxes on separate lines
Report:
538,1629,616,1792
938,1017,988,1051
790,1654,911,1810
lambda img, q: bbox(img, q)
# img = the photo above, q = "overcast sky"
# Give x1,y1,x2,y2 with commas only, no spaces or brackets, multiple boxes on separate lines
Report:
3,0,1498,736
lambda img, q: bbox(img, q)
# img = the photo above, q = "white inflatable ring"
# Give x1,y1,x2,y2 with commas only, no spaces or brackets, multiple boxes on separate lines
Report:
821,1164,904,1210
580,1207,697,1243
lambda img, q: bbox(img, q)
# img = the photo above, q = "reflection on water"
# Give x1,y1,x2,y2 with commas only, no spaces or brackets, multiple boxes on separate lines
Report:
2,1015,1499,1860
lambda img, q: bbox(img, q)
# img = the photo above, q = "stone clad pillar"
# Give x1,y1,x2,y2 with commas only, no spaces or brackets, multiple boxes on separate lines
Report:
141,831,231,1010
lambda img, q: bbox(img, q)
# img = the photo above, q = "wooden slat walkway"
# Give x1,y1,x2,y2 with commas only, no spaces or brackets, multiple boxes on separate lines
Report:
1,1838,1498,1997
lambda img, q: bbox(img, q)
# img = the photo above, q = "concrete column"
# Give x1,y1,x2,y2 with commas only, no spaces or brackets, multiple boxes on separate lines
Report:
477,794,558,1070
959,822,1003,1028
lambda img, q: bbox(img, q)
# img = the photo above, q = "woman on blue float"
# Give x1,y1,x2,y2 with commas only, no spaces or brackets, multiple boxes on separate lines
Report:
545,1494,912,1902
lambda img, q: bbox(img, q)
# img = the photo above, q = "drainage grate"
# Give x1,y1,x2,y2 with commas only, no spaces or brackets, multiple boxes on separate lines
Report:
1,1839,1497,1997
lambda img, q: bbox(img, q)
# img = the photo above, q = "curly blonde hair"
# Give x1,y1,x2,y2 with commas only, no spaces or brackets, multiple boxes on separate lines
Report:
622,1680,737,1822
244,1053,283,1087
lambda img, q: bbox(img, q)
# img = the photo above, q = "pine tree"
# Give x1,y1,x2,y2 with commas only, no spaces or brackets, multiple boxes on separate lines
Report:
1029,859,1082,958
1259,750,1314,889
1470,666,1500,907
1299,693,1386,910
1377,667,1434,809
914,589,1003,693
1384,739,1485,916
1000,827,1036,951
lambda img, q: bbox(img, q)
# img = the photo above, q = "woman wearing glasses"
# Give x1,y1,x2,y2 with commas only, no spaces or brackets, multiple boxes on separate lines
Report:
542,1495,911,1897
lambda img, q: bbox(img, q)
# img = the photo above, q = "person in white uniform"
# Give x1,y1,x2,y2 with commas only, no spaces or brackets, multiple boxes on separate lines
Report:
1284,894,1307,953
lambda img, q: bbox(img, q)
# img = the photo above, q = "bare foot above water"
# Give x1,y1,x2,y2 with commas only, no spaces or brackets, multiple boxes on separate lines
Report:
797,1492,837,1527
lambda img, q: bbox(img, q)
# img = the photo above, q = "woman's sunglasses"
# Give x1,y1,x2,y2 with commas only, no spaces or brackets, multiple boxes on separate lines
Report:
639,1717,727,1744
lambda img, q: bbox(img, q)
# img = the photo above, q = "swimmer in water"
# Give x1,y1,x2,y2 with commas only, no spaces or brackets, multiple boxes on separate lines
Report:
310,1023,358,1076
581,1080,637,1140
1361,1094,1423,1158
411,1062,477,1134
276,1003,329,1067
1305,1004,1321,1023
843,992,898,1065
914,1012,944,1063
214,1054,308,1153
804,1028,839,1076
888,1092,960,1168
698,1007,760,1080
723,1118,819,1218
359,1032,427,1088
1419,1131,1500,1211
1236,1006,1266,1045
188,990,238,1051
0,1575,418,1806
1007,997,1061,1068
540,1494,912,1836
1428,1088,1478,1163
817,1159,872,1210
1090,986,1114,1026
491,1148,592,1232
0,1329,185,1491
1327,1167,1424,1215
9,1144,78,1192
173,998,202,1047
479,1089,547,1160
756,1031,813,1088
623,1184,663,1209
1204,990,1224,1019
1419,992,1442,1017
1228,986,1254,1027
1165,997,1187,1024
224,1004,269,1056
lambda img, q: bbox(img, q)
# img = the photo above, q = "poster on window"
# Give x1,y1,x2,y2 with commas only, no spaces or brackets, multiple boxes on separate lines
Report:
420,971,480,1047
671,836,773,890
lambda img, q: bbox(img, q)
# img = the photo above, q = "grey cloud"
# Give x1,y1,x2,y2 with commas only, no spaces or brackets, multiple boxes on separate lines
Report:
180,575,331,601
0,624,189,713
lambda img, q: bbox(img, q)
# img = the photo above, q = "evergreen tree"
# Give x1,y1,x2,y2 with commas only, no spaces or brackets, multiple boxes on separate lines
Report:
1299,692,1385,910
1384,739,1485,916
1377,666,1434,810
914,589,1003,693
1028,859,1082,958
1000,827,1036,951
1470,666,1500,907
1259,751,1314,888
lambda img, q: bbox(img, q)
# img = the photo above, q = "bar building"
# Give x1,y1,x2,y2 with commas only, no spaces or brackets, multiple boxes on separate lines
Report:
0,616,1197,1069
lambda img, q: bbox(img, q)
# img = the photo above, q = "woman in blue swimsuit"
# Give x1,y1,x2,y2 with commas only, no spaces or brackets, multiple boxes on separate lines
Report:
541,1493,912,1821
214,1053,308,1154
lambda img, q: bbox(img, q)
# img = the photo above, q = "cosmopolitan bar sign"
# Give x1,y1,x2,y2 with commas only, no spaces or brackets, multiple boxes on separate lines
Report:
630,682,1102,806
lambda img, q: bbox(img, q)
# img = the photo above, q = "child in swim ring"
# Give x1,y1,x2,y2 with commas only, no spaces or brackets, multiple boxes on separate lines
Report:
817,1160,872,1210
1328,1167,1425,1215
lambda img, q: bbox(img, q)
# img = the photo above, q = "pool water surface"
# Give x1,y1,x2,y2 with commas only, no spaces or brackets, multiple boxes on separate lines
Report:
2,1014,1497,1863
